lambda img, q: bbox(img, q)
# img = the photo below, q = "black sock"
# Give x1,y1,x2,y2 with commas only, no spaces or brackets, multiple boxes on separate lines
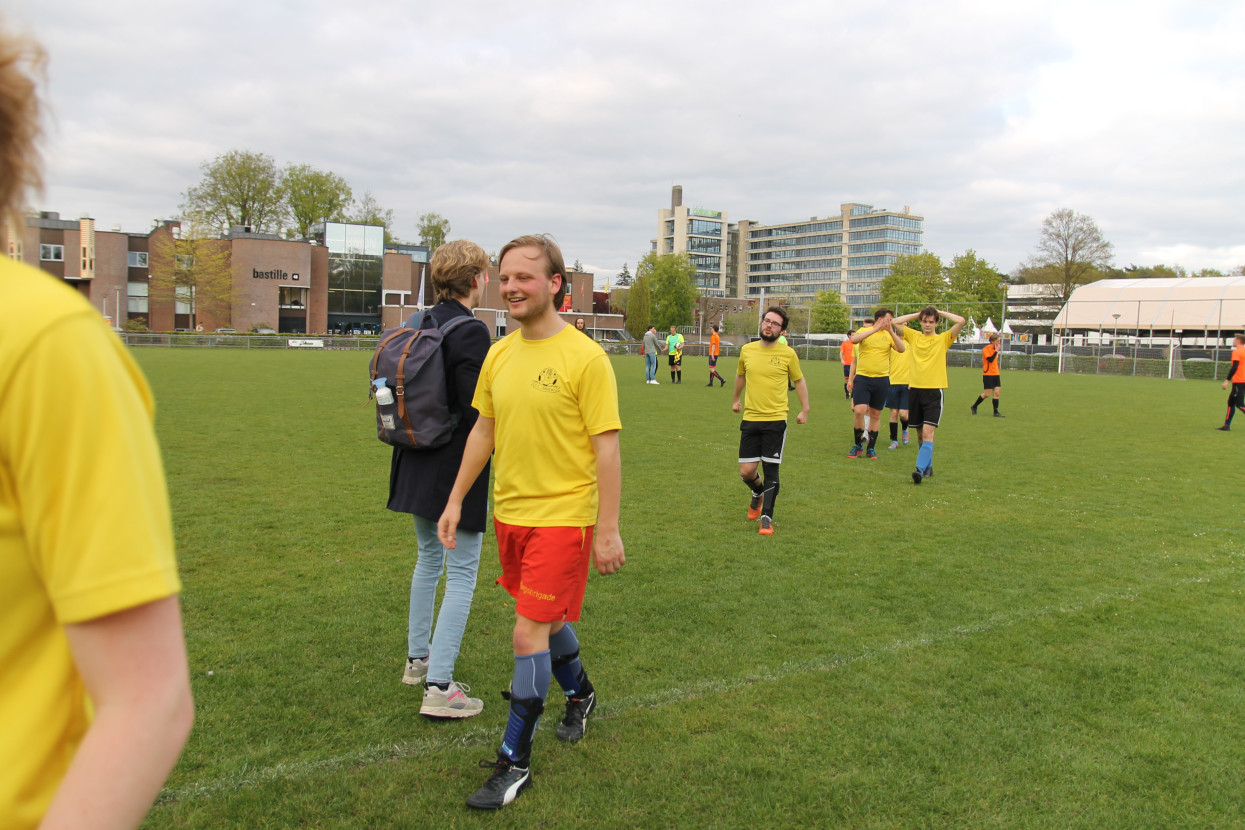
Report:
973,395,984,409
853,427,863,446
890,422,898,441
992,398,999,413
867,430,879,450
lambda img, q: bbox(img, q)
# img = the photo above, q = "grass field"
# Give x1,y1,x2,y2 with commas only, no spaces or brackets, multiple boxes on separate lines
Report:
132,348,1245,829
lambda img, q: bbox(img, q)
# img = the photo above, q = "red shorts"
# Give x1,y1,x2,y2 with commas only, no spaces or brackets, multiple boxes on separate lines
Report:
494,520,593,623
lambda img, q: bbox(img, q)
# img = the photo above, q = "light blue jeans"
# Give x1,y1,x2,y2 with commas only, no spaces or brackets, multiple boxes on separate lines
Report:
408,515,483,685
645,352,658,382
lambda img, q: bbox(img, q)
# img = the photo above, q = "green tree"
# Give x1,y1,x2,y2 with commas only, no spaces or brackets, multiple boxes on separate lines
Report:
351,191,396,242
182,149,285,234
416,212,450,251
723,309,757,336
624,276,652,336
281,164,351,239
946,250,1005,328
810,290,851,333
637,251,699,330
615,262,633,287
1027,208,1114,304
150,214,233,330
881,252,946,319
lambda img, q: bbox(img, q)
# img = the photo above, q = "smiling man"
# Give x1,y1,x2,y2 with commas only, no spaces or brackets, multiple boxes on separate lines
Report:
892,306,967,483
439,234,624,810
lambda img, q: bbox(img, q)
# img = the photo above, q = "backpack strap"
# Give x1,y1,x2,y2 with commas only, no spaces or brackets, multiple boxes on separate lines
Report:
438,314,486,336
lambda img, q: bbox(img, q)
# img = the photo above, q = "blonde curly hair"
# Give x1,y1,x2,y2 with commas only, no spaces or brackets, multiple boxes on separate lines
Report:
0,22,43,227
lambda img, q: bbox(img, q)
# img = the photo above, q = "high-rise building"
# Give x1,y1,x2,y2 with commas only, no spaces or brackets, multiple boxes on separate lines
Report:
655,185,730,297
739,203,923,319
656,188,923,320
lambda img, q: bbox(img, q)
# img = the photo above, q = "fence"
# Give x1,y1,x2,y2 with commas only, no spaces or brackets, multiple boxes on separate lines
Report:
122,332,1236,381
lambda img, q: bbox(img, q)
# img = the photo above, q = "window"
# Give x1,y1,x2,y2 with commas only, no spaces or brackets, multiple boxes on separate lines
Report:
175,254,195,269
128,281,149,313
175,285,195,315
128,251,148,268
40,244,64,261
279,286,308,308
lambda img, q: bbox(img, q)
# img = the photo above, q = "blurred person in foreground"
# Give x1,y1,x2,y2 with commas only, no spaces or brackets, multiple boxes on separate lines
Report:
0,22,193,830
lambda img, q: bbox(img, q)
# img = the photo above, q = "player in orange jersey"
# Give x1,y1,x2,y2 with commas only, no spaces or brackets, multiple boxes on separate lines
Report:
839,332,854,400
971,333,1004,417
706,323,726,386
1216,334,1245,431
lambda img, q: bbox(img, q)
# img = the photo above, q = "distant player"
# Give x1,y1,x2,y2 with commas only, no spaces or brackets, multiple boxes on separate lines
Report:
1216,334,1245,431
706,323,726,386
733,307,809,535
846,310,905,459
886,341,911,449
893,307,967,483
839,332,854,401
667,325,685,384
971,333,1004,417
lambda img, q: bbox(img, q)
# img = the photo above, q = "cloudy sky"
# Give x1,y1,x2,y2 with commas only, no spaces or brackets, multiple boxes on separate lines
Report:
9,0,1244,286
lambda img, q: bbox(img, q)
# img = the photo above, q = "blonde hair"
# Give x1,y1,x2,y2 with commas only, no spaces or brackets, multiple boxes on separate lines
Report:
0,24,44,227
429,239,488,302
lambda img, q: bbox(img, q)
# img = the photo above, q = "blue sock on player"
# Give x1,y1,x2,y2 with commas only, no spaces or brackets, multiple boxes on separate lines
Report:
502,650,551,762
917,441,934,472
549,624,584,696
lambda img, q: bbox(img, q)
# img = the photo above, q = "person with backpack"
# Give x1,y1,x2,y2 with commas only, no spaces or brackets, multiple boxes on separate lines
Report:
387,240,493,718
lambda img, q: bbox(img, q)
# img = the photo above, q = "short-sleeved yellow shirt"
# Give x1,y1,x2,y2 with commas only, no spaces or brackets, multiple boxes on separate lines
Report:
902,327,956,389
737,340,803,421
474,326,621,526
853,327,899,377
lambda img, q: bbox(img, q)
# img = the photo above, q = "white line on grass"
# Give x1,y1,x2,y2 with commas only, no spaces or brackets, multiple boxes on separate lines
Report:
158,566,1240,805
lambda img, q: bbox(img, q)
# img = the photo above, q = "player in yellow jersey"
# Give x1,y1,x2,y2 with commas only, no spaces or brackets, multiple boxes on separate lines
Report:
1,26,192,830
1216,334,1245,431
439,234,623,810
886,340,911,449
892,306,967,483
846,309,906,459
733,307,810,535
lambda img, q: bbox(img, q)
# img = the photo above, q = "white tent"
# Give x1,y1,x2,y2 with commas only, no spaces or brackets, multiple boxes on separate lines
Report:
1053,277,1245,333
1001,320,1014,335
981,317,998,333
965,319,983,342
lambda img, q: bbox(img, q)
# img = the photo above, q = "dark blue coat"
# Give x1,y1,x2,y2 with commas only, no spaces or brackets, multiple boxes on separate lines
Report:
386,299,491,532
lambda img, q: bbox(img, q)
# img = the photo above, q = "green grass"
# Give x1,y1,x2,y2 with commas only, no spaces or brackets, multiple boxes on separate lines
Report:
134,349,1245,828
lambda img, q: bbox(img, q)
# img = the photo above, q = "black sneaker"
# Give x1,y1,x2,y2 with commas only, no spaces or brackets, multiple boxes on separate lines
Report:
555,690,596,742
1216,425,1231,431
466,756,531,810
912,469,923,485
993,412,1005,418
970,406,978,415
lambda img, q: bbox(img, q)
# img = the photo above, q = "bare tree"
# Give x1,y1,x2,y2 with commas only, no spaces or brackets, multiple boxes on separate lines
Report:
1028,208,1114,304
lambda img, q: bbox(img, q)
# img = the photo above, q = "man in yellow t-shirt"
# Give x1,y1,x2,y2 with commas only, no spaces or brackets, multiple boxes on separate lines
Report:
846,308,906,459
0,28,193,830
886,342,911,449
732,307,810,536
439,234,623,810
893,306,967,484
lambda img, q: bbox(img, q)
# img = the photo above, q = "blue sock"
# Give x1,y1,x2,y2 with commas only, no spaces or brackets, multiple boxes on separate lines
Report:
549,624,583,696
502,651,550,762
917,441,934,472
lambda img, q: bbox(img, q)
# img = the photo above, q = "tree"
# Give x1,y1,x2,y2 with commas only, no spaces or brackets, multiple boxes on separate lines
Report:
182,149,285,234
636,251,699,330
150,215,233,330
1027,208,1114,304
351,191,396,243
881,252,946,319
571,258,585,273
616,262,633,287
946,250,1005,328
810,290,851,333
723,309,758,336
623,277,652,336
281,164,352,239
416,212,450,251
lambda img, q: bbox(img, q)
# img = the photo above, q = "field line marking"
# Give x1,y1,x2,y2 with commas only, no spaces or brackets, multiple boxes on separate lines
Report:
158,564,1241,804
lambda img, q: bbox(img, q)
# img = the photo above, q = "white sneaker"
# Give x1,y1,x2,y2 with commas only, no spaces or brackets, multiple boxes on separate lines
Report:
402,656,428,686
421,681,484,718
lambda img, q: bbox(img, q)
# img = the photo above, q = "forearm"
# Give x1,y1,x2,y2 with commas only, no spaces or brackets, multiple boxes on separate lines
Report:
591,431,622,532
795,379,810,414
893,312,919,325
732,375,746,404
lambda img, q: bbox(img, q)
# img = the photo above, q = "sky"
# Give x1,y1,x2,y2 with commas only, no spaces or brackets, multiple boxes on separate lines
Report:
9,0,1245,288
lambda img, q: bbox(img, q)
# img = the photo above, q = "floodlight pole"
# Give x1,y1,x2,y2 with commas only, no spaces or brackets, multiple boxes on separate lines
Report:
1112,313,1120,353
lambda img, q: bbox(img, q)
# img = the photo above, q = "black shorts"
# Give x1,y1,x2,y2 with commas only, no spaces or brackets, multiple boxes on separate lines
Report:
982,375,1001,390
709,354,719,368
885,383,909,411
1229,383,1245,407
669,354,681,367
909,387,945,428
852,375,890,410
738,420,788,465
842,364,852,378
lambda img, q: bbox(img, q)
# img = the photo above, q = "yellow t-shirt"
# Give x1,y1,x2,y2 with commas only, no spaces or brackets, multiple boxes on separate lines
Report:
902,327,957,389
853,326,899,377
889,344,911,385
0,262,180,829
737,340,804,421
474,325,621,526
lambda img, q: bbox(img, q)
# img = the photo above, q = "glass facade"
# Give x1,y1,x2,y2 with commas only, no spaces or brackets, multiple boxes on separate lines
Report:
316,222,385,331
